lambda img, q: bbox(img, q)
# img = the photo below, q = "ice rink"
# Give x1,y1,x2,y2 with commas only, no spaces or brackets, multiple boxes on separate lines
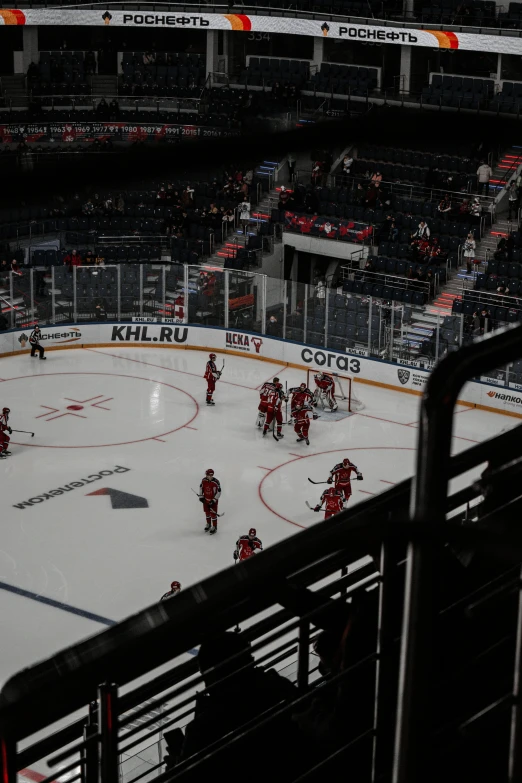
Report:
0,346,517,688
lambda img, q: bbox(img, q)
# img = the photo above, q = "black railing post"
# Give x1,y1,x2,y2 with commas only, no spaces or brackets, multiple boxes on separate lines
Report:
82,701,98,783
98,684,118,783
509,566,522,782
297,621,310,691
0,734,16,783
393,323,522,783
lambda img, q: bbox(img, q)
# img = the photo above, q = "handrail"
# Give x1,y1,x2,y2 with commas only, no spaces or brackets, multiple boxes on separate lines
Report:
394,322,522,782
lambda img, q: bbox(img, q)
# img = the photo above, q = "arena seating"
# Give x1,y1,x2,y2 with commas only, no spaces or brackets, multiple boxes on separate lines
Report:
488,82,522,113
472,256,522,293
121,51,206,97
354,144,478,188
420,0,496,24
240,57,310,87
30,51,90,96
306,63,379,95
421,75,495,109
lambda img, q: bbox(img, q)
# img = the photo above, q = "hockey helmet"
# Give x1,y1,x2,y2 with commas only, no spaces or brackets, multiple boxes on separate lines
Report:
2,407,9,415
249,527,256,537
300,383,307,389
34,325,41,331
209,353,216,360
273,377,280,384
205,468,215,476
171,581,181,593
343,458,351,466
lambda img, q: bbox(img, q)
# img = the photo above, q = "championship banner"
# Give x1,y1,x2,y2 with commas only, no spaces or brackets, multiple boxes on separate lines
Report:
1,9,522,55
0,121,240,144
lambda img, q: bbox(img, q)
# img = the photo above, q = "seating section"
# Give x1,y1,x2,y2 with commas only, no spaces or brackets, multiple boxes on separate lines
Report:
452,290,522,322
498,1,522,26
283,291,411,351
31,51,90,97
239,58,310,87
121,51,206,97
284,211,373,243
489,82,522,113
343,270,432,305
473,256,522,294
422,75,495,110
354,144,478,188
307,63,378,95
421,0,495,24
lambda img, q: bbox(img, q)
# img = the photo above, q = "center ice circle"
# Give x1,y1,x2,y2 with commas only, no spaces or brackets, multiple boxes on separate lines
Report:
5,372,198,448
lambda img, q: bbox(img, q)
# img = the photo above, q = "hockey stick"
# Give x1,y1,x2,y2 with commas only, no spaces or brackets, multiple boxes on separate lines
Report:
305,501,320,511
307,478,329,485
11,429,34,437
190,488,225,516
285,381,288,424
272,417,279,442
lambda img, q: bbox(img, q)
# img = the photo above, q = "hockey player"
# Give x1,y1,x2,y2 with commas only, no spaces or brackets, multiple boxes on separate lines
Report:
312,372,337,411
204,353,220,406
234,528,263,561
160,581,181,601
288,383,314,413
314,486,345,519
328,457,363,505
199,468,221,534
29,325,46,359
0,407,11,458
292,403,318,445
256,376,279,428
262,382,286,439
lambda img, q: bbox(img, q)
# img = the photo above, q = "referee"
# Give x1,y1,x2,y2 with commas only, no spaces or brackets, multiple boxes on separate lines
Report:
29,325,46,359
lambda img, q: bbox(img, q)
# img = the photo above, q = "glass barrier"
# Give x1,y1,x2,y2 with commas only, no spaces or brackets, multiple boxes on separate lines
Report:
2,264,521,396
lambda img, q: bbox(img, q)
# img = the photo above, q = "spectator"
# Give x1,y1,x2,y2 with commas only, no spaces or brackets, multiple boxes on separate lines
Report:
458,198,470,222
412,220,430,240
0,258,9,281
386,219,398,242
238,196,251,228
96,98,109,119
463,232,476,275
476,160,492,196
437,194,452,220
266,314,280,336
342,154,353,183
181,185,194,208
469,197,482,225
370,170,382,185
115,194,125,213
494,236,507,260
109,98,119,119
143,51,155,66
93,298,107,320
508,181,519,221
179,632,309,782
278,185,291,212
316,278,326,305
473,307,492,335
10,259,22,276
84,250,95,266
64,249,82,269
311,160,323,186
287,153,296,183
85,50,96,75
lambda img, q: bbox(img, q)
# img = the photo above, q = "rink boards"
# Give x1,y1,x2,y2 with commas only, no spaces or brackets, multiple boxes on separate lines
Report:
1,321,521,419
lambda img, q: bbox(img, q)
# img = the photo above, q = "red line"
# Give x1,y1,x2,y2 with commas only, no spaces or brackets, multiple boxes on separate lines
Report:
64,395,104,403
46,412,88,421
257,465,272,471
258,446,415,529
85,348,262,392
359,489,376,495
3,372,199,448
380,480,396,485
288,452,305,458
20,770,48,783
153,437,166,442
255,366,288,390
185,425,198,430
35,405,59,418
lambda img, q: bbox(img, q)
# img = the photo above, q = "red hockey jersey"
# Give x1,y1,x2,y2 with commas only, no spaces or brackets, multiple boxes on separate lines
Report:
235,534,263,561
200,476,221,502
320,487,344,513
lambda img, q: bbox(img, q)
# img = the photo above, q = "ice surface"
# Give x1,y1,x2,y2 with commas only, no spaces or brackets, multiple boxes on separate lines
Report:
0,346,517,688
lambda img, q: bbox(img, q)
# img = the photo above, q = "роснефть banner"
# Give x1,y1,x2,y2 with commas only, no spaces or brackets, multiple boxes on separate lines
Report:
1,9,522,55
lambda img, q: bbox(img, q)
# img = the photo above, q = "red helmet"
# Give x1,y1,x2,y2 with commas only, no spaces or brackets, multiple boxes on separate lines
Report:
209,353,216,360
300,383,307,389
343,458,351,466
2,408,9,415
205,468,215,476
171,581,181,593
249,528,256,537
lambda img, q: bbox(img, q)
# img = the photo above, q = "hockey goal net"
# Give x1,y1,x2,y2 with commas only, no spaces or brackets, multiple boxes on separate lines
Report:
306,369,365,412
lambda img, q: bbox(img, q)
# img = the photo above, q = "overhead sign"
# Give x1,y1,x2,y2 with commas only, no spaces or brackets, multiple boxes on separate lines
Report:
1,9,521,54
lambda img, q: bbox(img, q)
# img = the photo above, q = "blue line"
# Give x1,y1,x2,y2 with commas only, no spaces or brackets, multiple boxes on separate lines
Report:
0,580,200,655
0,580,116,625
